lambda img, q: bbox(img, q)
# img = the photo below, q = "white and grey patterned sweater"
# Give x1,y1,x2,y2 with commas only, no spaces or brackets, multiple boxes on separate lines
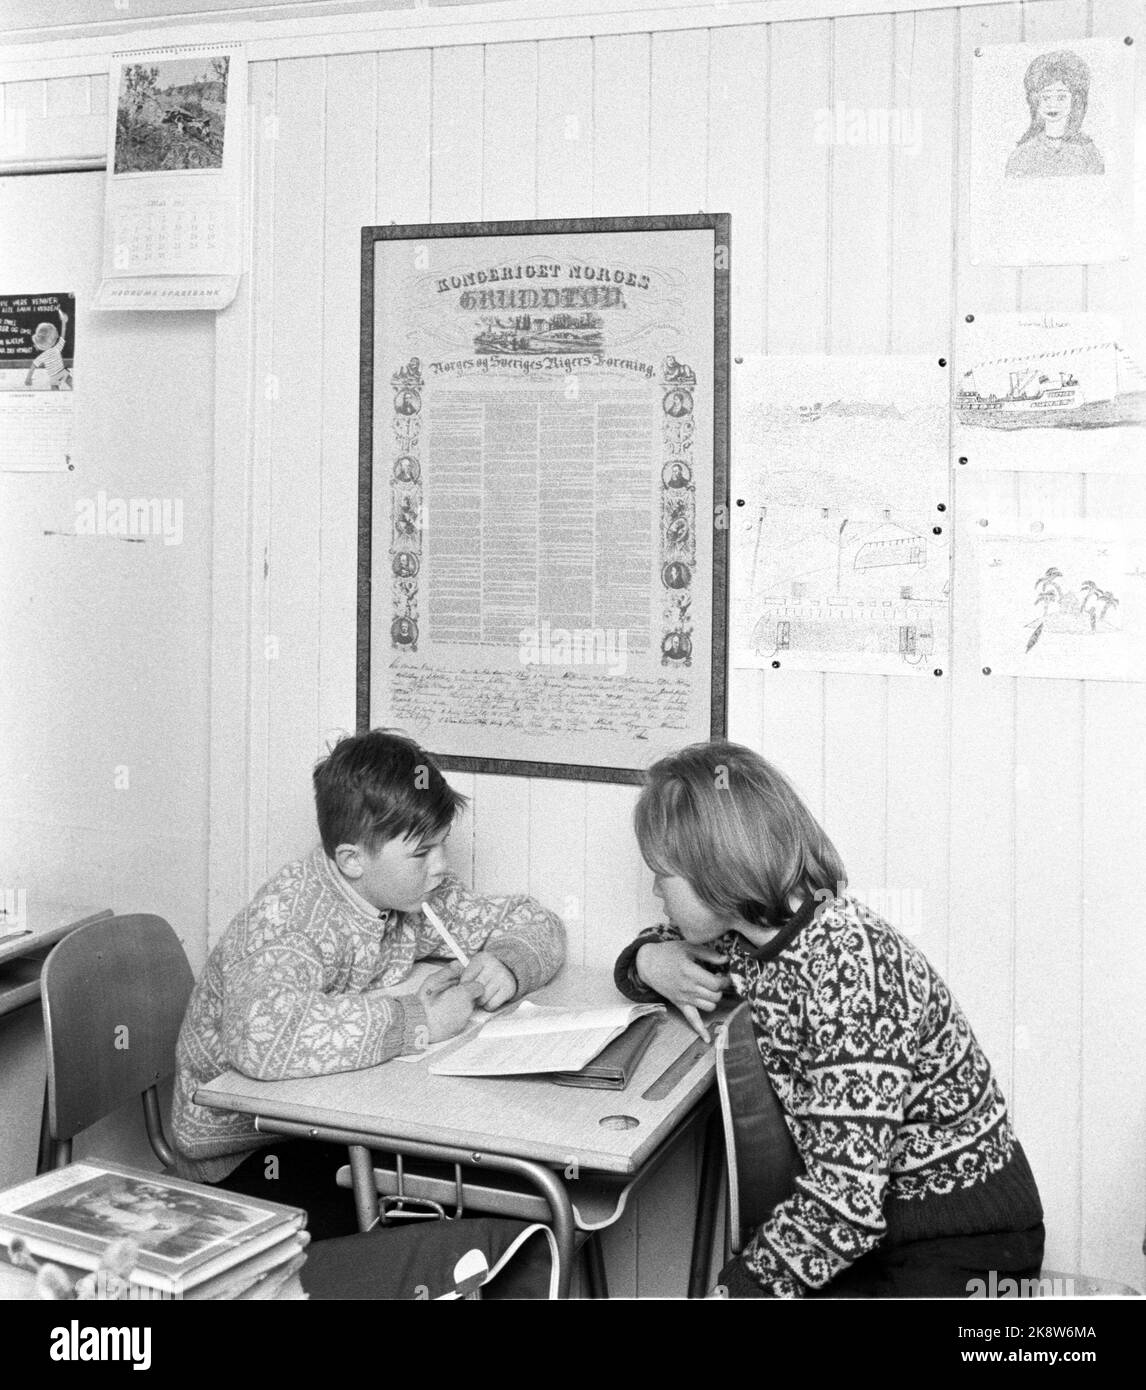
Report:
172,846,565,1182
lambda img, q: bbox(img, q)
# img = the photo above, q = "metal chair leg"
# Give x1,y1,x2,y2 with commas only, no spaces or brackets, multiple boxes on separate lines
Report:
581,1231,610,1299
688,1109,724,1297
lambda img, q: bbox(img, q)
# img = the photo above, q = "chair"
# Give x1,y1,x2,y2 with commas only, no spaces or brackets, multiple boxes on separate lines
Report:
40,913,194,1170
713,1001,802,1257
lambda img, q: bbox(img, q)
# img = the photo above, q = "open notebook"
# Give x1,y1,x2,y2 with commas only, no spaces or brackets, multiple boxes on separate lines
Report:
428,1001,665,1079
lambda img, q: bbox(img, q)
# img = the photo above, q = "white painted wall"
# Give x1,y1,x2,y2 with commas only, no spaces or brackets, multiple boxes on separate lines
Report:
0,164,214,1181
1,0,1143,1294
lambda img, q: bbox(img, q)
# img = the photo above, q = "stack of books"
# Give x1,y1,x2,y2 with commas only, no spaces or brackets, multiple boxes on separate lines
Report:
0,1160,308,1300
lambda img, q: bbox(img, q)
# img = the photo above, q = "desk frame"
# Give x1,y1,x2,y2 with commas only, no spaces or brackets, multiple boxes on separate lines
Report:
250,1090,721,1299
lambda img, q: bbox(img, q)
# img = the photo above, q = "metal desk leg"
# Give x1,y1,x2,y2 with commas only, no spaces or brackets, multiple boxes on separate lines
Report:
688,1109,724,1298
348,1144,379,1232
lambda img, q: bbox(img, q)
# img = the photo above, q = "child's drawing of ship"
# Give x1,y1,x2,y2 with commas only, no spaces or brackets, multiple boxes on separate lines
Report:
957,343,1146,429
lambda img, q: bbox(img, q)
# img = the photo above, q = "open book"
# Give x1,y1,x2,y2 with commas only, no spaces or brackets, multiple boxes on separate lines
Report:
428,1000,665,1078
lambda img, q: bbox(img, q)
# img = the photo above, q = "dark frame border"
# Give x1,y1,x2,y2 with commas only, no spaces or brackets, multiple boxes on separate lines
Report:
358,213,730,784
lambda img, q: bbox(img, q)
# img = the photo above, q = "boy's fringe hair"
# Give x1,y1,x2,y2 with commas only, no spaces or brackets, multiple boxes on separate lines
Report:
313,728,467,858
634,740,846,927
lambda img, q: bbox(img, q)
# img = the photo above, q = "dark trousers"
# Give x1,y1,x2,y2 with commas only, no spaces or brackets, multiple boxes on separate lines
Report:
215,1140,361,1241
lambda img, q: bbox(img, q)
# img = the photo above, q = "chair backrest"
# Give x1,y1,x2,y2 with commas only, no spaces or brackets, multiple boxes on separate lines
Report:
41,913,195,1167
715,1001,804,1254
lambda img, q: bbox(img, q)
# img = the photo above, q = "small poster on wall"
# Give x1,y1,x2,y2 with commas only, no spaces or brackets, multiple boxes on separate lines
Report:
0,291,75,472
968,37,1136,265
95,44,246,311
956,313,1146,473
975,517,1146,682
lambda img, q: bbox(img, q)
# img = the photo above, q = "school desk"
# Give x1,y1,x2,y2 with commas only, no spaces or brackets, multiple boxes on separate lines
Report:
196,966,725,1298
0,901,113,1019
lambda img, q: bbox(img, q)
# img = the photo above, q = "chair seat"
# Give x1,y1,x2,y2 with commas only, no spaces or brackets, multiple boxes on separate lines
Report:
334,1160,637,1230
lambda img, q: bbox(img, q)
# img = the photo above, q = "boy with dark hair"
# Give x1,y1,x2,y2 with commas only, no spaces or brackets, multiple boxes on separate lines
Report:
171,729,565,1235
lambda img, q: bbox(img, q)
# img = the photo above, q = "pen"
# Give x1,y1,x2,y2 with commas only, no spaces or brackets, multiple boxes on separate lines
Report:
421,903,469,967
0,930,33,944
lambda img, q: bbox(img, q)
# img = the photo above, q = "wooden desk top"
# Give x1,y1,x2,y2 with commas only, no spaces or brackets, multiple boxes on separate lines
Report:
0,901,113,1018
196,968,716,1176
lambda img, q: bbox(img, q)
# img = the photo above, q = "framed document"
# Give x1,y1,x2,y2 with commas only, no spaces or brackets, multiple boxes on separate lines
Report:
358,214,729,783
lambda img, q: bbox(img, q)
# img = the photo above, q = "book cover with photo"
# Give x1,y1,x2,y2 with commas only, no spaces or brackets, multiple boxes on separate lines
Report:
0,1160,305,1295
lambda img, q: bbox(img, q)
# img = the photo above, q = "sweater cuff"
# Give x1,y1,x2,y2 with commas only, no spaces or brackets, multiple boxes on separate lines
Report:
393,998,432,1057
483,937,534,997
613,937,664,1004
715,1257,769,1299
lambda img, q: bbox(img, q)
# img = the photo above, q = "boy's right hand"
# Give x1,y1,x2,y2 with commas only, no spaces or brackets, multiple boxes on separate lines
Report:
634,940,729,1043
418,965,483,1042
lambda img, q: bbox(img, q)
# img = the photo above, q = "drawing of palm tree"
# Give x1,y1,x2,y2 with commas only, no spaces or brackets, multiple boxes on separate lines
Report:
1079,578,1101,630
1095,588,1119,625
1027,567,1063,653
1035,567,1063,604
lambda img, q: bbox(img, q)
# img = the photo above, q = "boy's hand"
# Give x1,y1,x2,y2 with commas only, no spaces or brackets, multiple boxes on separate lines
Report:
419,975,481,1043
459,952,516,1010
634,940,729,1043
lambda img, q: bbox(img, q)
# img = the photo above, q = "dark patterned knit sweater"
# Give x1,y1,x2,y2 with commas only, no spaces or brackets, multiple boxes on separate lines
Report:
615,893,1042,1298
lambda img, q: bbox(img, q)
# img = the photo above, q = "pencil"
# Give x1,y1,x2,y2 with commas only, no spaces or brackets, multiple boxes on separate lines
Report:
422,902,469,967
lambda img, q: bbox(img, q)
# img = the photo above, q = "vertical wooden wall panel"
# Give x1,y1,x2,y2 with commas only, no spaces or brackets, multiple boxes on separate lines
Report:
320,53,377,754
430,45,485,223
711,26,768,763
946,0,1023,1115
264,58,327,869
240,60,279,892
1083,0,1146,1288
886,10,957,975
649,29,710,213
757,19,831,816
376,48,433,224
592,33,651,217
1079,478,1146,1286
482,42,538,222
536,38,594,220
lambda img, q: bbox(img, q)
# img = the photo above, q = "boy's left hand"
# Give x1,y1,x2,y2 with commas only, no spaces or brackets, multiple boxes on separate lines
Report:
460,952,516,1009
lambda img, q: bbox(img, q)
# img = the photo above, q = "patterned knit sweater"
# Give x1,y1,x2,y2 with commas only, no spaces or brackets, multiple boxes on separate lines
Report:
615,893,1042,1298
173,846,566,1182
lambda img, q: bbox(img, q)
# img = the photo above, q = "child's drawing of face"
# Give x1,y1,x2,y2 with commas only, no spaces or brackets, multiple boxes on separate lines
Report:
1036,82,1073,135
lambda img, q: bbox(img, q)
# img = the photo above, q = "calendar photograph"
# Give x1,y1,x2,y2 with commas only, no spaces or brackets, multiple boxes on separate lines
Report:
114,55,229,175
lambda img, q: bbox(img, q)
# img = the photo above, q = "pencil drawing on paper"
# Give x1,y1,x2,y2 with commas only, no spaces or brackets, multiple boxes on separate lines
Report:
1025,567,1120,653
958,342,1146,431
975,522,1145,682
956,315,1146,472
1005,50,1104,179
730,357,949,676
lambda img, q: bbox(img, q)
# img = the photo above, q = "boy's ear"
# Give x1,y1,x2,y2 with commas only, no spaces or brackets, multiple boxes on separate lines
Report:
333,843,364,879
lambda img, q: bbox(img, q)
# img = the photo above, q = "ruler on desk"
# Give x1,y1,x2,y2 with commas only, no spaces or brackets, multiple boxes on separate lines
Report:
641,1037,710,1102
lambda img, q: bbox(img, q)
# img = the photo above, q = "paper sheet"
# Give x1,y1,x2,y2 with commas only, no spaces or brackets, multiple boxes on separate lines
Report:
956,313,1146,473
730,355,950,675
968,37,1135,266
975,517,1146,682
